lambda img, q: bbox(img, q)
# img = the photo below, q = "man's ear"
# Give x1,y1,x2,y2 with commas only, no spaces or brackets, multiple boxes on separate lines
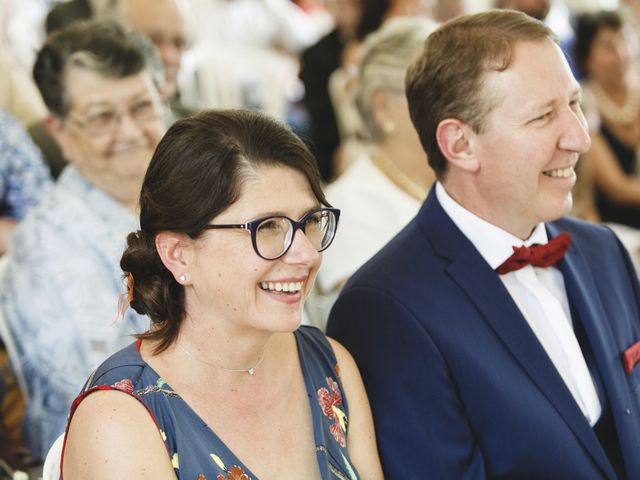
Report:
155,231,192,285
436,119,479,173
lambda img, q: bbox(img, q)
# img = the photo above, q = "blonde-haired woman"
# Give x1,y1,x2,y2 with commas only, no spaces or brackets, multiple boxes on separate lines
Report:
310,17,438,327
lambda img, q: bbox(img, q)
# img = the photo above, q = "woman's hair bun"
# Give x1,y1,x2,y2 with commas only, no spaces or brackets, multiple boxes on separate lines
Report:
120,230,170,318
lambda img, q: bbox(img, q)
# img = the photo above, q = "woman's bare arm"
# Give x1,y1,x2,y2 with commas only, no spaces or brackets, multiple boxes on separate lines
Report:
589,131,640,206
328,337,384,480
63,390,176,479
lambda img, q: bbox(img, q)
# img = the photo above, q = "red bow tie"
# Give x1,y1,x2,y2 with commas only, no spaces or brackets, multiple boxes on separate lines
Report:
495,232,571,275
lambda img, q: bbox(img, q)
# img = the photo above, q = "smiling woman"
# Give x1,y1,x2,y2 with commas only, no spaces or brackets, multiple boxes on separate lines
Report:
574,10,640,230
60,109,383,480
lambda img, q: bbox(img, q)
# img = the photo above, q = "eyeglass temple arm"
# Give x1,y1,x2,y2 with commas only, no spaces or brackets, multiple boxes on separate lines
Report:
202,224,248,230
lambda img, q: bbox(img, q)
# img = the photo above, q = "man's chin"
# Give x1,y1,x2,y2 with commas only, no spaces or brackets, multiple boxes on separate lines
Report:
540,199,573,224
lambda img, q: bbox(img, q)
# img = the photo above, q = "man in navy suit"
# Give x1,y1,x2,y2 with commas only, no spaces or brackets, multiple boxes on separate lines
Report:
327,10,640,479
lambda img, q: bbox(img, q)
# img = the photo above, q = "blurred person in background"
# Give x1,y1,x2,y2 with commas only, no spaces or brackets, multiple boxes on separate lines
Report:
0,111,51,471
45,0,116,33
300,0,363,182
499,0,550,21
116,0,192,116
328,0,436,177
357,0,434,39
575,11,640,230
1,20,164,458
498,0,578,75
46,0,190,111
309,17,437,328
0,110,52,256
32,0,192,177
432,0,465,23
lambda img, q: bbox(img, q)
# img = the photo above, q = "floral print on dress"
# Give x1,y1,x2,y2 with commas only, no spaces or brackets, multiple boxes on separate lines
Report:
113,378,134,393
317,377,348,448
209,453,251,480
216,465,250,480
135,384,179,398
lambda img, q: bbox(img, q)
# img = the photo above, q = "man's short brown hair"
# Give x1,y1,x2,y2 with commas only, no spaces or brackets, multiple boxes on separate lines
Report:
405,9,556,178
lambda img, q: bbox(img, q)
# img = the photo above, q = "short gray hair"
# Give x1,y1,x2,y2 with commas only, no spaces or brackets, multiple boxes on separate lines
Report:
355,17,438,141
33,19,159,117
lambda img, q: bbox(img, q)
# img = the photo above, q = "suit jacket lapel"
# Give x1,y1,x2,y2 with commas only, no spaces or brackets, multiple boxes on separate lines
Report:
417,191,616,479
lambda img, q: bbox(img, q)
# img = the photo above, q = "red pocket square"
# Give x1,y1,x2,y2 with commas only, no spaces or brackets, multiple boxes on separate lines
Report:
623,341,640,374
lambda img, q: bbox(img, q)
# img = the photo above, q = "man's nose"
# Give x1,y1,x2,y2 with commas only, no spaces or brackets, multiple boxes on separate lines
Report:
559,107,591,154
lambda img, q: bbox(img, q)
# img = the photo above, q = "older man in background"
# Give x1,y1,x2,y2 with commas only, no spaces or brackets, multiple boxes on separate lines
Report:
1,20,164,458
117,0,192,115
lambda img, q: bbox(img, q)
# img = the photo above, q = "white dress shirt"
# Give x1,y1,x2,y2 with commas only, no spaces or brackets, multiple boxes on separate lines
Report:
436,182,602,426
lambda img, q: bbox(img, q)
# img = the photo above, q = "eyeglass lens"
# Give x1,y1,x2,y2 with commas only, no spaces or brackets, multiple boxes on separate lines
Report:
255,210,336,259
78,99,158,134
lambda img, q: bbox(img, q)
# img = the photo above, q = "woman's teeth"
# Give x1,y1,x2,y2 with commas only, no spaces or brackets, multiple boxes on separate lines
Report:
260,281,303,293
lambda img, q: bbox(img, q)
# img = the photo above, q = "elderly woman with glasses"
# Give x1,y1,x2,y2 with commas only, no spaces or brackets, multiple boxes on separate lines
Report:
61,109,384,479
0,20,165,459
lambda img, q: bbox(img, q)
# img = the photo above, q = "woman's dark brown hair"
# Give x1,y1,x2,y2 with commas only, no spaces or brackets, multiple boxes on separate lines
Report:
573,10,623,80
121,109,328,352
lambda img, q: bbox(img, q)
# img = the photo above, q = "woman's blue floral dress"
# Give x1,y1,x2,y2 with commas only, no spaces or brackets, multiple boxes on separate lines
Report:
63,326,359,479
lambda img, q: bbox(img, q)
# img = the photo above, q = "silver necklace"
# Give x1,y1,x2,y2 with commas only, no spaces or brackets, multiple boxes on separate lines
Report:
177,342,265,376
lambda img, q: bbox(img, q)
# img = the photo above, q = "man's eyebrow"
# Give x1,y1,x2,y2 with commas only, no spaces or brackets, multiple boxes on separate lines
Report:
528,88,582,114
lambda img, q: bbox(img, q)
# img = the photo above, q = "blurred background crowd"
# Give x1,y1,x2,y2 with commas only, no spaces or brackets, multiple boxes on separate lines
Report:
1,0,639,476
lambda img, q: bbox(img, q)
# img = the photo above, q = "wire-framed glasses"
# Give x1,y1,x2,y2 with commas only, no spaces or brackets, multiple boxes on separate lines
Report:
67,98,161,135
203,208,340,260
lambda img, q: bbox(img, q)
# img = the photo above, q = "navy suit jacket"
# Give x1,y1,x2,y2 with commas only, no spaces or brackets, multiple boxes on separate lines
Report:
327,189,640,479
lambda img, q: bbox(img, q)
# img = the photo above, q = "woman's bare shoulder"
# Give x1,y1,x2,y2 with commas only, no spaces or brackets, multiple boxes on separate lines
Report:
62,389,176,479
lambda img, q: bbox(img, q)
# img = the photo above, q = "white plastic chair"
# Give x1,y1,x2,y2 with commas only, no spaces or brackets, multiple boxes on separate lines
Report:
42,432,65,480
178,43,296,121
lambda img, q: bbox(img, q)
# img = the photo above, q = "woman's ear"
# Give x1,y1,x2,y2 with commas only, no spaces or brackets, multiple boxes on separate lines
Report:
436,118,479,173
44,114,71,159
155,232,192,285
371,89,398,136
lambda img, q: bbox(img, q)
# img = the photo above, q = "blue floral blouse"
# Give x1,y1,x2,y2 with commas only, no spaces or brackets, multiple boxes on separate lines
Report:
0,109,51,219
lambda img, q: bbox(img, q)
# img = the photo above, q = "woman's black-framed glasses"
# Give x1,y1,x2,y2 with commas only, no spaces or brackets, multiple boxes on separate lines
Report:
203,208,340,260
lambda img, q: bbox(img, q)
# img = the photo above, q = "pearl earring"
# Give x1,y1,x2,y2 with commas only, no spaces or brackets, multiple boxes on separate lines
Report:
179,274,186,283
382,120,396,136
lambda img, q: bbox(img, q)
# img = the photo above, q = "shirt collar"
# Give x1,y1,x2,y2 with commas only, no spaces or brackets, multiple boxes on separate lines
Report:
435,182,548,269
58,165,137,227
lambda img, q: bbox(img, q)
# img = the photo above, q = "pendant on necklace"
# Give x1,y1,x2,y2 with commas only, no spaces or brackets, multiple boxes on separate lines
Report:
247,367,255,376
